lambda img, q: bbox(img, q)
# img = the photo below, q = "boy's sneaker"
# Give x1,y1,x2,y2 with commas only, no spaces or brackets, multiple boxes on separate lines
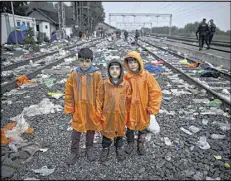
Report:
125,142,134,154
86,147,96,162
137,142,146,155
66,152,79,165
116,147,126,161
100,148,110,162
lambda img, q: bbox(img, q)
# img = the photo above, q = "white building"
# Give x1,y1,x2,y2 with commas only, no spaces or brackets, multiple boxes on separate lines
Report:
27,8,75,39
95,22,117,35
1,13,36,45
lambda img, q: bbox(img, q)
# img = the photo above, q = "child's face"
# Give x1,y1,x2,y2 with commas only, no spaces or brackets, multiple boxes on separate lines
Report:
79,58,92,71
127,58,139,73
109,64,121,79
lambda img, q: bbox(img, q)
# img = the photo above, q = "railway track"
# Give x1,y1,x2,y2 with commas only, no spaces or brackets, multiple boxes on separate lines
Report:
0,39,104,95
147,34,231,53
137,39,231,109
1,38,102,85
149,33,231,48
2,38,100,71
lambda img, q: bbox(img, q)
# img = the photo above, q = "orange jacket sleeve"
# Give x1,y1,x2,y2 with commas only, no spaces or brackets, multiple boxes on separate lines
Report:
64,73,75,114
146,73,162,115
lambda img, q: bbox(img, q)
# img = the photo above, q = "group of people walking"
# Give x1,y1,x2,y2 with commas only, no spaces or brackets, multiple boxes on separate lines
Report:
196,18,216,50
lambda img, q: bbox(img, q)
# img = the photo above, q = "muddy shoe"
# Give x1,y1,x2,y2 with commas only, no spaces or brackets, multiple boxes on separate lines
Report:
137,143,146,155
100,148,110,162
65,153,79,165
125,142,134,154
86,147,96,162
116,147,126,161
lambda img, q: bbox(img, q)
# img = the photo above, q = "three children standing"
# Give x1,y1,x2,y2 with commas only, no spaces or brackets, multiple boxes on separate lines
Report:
64,48,162,165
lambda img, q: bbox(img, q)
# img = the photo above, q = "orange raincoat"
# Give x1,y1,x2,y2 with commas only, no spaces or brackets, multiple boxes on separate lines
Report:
124,51,162,131
99,60,132,139
64,66,103,132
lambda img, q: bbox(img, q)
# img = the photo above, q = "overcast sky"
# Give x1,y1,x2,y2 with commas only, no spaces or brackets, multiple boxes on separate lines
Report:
102,2,230,31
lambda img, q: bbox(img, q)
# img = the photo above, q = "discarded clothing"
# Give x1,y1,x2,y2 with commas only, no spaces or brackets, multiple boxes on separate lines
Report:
179,59,189,64
187,62,200,67
199,70,220,78
16,75,36,87
1,142,41,179
145,64,165,74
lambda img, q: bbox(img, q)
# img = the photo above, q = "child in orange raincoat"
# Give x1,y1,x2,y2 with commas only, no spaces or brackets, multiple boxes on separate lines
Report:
64,48,103,164
99,59,132,162
123,51,162,155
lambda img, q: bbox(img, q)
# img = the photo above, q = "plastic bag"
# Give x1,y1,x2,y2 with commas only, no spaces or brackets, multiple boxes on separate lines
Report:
147,115,160,134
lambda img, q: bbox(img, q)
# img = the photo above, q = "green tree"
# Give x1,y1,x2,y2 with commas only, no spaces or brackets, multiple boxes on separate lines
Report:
28,2,56,12
0,1,28,16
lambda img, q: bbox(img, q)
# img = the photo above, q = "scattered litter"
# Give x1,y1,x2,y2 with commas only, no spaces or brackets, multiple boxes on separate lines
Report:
197,136,210,150
180,127,192,135
24,177,39,180
192,98,210,104
212,121,230,131
206,176,221,180
163,96,172,101
210,134,225,140
5,89,29,96
48,92,64,99
145,133,152,142
222,89,230,95
16,75,36,87
213,155,222,160
5,114,29,141
206,99,222,107
175,146,180,150
43,78,57,87
164,137,172,146
11,98,63,118
202,119,209,125
26,127,34,134
188,125,201,133
40,148,48,152
20,84,38,88
67,126,73,131
144,64,165,75
32,166,55,176
147,115,160,134
224,163,230,169
179,59,189,64
159,109,175,115
162,90,172,95
8,142,18,152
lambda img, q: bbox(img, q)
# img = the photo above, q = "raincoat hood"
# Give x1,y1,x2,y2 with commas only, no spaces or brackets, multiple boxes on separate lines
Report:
124,51,144,75
107,59,124,86
75,66,99,74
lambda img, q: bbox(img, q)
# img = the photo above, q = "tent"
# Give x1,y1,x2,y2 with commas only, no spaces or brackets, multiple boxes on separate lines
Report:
17,24,29,31
7,24,29,44
51,33,57,42
7,30,26,44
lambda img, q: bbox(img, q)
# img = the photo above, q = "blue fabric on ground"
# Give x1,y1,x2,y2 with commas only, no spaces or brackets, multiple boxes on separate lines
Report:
144,64,165,74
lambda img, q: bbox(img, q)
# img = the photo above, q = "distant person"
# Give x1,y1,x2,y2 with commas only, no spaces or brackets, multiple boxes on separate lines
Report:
79,31,83,39
196,18,209,50
207,19,216,46
135,30,140,42
124,30,128,41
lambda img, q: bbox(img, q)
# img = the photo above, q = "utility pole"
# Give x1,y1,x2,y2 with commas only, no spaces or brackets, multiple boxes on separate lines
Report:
11,1,18,45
